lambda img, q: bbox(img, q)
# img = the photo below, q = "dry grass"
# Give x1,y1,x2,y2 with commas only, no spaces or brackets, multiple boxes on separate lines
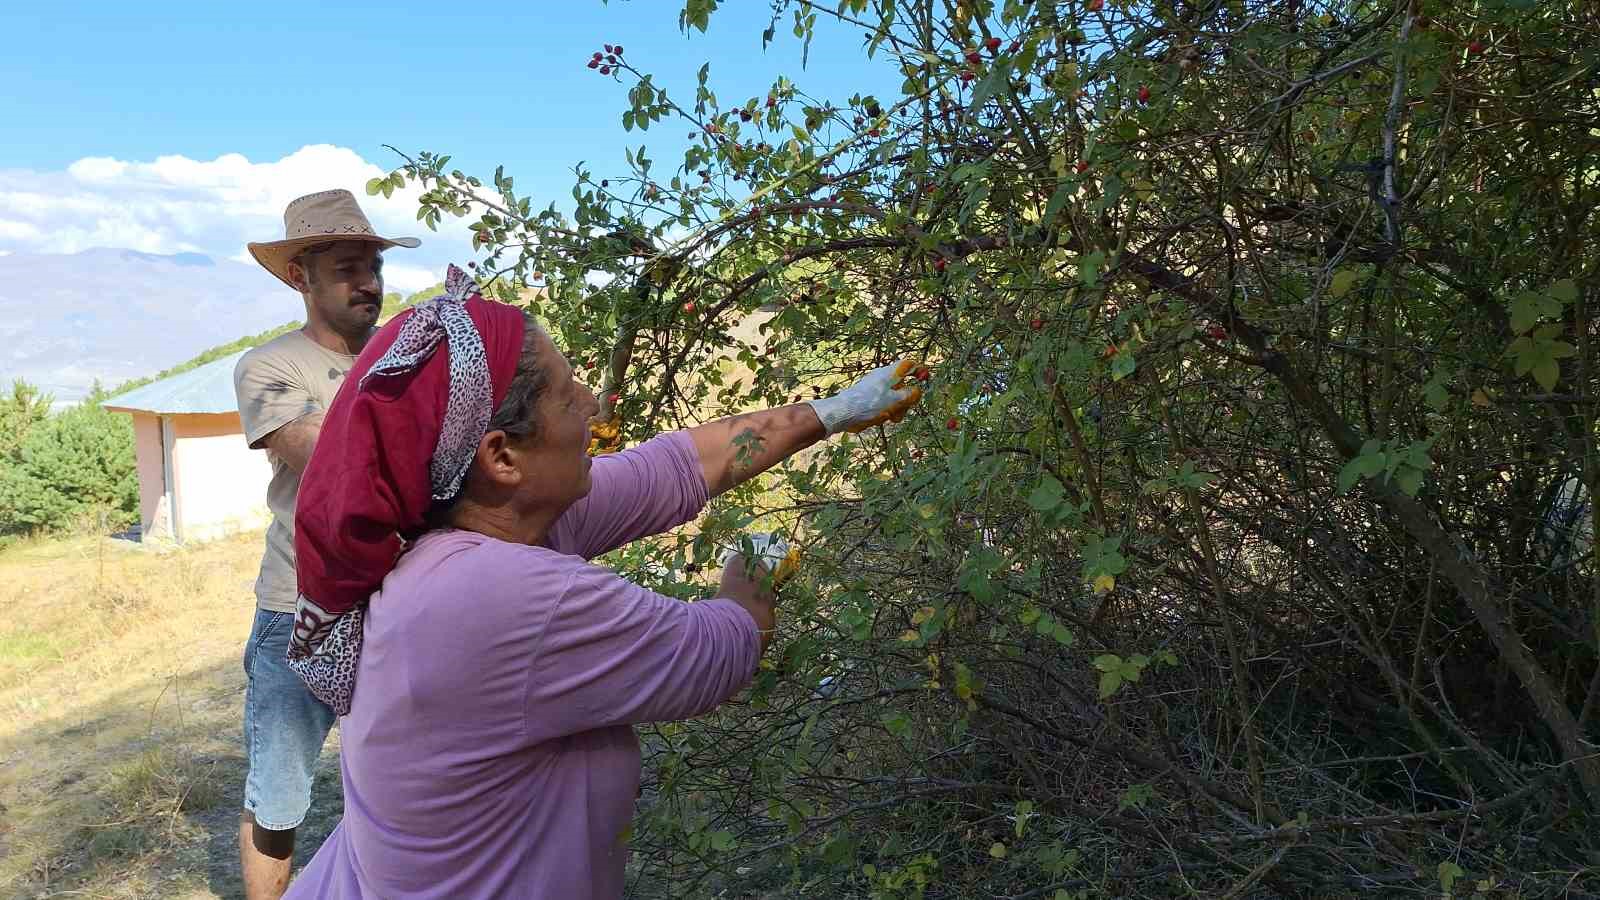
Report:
0,530,343,899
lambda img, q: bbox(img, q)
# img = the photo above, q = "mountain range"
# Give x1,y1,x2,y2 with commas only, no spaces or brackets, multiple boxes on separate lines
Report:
3,248,321,406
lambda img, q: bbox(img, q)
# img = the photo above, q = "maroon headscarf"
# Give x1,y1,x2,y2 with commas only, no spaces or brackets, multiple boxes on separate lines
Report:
287,265,526,713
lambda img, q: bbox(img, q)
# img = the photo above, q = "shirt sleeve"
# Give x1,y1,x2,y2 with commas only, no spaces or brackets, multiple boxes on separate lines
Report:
234,346,318,449
523,563,761,744
545,430,710,560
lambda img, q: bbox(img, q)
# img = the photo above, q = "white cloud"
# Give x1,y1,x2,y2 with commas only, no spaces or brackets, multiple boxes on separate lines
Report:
0,144,475,278
383,263,443,295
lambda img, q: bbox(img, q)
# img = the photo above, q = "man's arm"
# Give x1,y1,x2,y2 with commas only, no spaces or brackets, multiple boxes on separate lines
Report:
688,404,826,498
261,411,325,475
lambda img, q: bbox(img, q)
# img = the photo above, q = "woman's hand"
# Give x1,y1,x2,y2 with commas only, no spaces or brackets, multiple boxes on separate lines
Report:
805,358,925,435
717,533,796,653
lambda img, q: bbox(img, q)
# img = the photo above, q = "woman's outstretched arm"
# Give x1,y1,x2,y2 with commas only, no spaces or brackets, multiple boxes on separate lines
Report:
688,403,826,497
688,358,924,497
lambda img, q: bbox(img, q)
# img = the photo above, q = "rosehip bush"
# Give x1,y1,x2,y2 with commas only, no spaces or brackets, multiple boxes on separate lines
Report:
375,0,1600,895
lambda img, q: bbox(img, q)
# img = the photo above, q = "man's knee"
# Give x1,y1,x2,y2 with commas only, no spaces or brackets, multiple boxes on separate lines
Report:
243,810,296,860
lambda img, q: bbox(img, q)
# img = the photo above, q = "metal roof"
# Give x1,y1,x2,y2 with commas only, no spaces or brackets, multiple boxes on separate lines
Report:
101,349,246,416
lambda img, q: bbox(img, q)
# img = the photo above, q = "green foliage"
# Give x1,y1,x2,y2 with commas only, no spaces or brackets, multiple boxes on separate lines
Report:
386,0,1600,894
0,380,52,459
0,401,137,534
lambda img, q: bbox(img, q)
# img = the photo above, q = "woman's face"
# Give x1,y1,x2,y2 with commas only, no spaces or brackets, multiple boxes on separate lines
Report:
520,328,601,512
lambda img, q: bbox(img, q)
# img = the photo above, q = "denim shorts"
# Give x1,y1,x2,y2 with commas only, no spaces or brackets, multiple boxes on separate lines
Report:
242,608,337,830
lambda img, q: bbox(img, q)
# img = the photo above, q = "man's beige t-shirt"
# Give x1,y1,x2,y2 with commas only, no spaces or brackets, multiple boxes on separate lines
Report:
233,330,360,613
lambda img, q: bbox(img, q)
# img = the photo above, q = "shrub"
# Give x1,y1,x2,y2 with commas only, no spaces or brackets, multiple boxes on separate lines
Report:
385,1,1600,895
0,399,137,535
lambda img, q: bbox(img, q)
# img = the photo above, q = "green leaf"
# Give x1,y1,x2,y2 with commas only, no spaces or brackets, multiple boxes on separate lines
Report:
1548,278,1578,304
880,709,910,737
1042,182,1073,223
1034,611,1057,637
1338,443,1387,493
969,65,1008,109
1078,250,1105,288
1394,466,1423,496
1118,783,1155,811
1423,368,1453,411
1052,621,1075,646
1329,267,1361,298
1337,458,1362,493
364,177,384,196
1014,800,1034,838
1110,347,1136,380
1509,289,1561,334
1438,860,1465,893
1027,475,1066,513
1532,357,1560,391
1098,670,1123,698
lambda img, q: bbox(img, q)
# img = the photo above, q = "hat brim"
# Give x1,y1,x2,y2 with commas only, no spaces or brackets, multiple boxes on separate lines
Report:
248,234,422,290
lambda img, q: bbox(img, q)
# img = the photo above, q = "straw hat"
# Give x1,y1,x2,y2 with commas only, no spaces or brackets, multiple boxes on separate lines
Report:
248,189,421,289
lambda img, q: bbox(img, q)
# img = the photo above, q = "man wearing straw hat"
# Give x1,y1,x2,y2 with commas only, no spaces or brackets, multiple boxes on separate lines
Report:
232,189,420,899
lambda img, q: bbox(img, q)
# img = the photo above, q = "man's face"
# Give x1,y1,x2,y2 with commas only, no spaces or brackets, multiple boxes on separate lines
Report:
290,242,385,340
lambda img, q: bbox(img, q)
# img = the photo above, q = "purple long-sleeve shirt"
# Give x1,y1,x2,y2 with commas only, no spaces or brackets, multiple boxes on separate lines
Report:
284,432,761,899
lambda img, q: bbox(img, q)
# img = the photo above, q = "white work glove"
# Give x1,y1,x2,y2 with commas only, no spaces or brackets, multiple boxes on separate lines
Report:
719,532,802,587
805,359,926,436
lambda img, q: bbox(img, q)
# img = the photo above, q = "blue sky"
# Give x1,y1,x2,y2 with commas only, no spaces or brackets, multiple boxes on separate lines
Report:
0,1,898,286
